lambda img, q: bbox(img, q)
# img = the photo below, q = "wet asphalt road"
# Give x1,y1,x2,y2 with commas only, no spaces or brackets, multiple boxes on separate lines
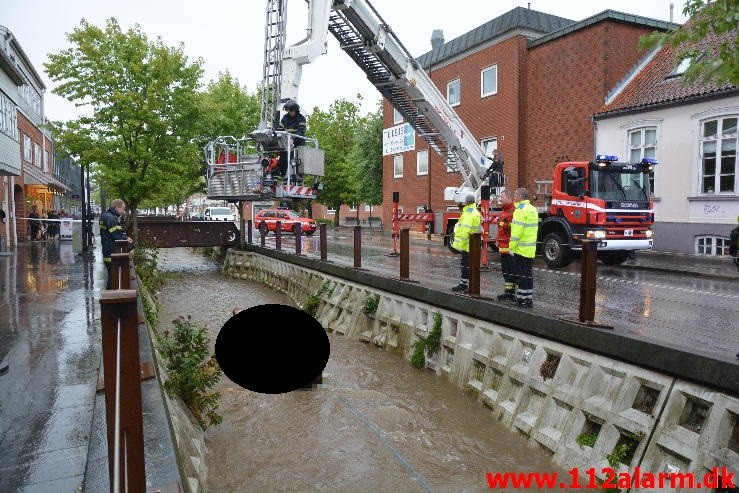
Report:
253,227,739,361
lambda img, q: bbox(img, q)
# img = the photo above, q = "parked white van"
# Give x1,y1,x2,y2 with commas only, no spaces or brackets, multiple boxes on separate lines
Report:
204,207,236,221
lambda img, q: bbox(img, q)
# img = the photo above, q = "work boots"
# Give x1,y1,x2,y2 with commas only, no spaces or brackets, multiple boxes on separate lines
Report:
451,282,468,292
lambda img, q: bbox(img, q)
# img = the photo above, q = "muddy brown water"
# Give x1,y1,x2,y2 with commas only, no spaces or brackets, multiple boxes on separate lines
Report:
156,248,585,492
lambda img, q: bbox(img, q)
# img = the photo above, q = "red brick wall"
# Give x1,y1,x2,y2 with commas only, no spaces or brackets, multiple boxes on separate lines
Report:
383,19,657,224
17,111,54,239
521,21,654,192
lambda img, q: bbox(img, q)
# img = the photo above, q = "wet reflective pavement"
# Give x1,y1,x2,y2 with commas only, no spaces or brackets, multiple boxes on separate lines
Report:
0,241,102,493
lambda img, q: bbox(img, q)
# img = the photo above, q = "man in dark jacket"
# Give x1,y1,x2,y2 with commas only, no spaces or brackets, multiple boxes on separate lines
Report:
29,205,41,240
730,216,739,272
276,99,307,176
100,199,133,289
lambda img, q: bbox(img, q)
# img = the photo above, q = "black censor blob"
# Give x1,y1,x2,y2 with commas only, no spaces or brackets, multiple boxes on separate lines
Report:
215,304,330,394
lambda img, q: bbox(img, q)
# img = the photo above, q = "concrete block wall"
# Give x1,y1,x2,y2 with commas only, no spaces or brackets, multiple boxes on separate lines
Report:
224,249,738,486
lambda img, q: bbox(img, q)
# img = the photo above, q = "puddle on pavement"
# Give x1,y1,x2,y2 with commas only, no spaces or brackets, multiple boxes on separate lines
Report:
156,248,585,492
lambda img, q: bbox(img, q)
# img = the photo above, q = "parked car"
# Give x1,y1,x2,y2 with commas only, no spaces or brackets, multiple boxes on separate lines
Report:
254,209,317,235
204,207,235,221
189,212,204,220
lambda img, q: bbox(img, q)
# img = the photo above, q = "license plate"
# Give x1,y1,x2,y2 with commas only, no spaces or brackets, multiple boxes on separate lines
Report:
624,229,634,237
597,241,607,248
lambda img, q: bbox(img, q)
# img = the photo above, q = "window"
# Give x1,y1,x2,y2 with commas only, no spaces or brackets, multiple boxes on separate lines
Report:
23,135,32,162
18,84,41,116
447,78,460,106
481,138,498,161
393,108,403,125
326,207,336,215
628,127,657,194
416,150,428,176
348,204,358,212
364,204,372,212
695,236,731,256
44,150,49,173
34,143,41,167
700,116,737,194
0,92,18,139
481,65,497,97
393,154,403,178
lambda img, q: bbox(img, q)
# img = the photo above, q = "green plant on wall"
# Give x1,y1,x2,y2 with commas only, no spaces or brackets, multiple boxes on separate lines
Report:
606,432,643,468
157,316,222,430
576,432,598,449
362,294,379,315
303,294,321,317
410,312,443,368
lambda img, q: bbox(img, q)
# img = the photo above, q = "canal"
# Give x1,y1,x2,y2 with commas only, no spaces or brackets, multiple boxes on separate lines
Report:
156,247,586,492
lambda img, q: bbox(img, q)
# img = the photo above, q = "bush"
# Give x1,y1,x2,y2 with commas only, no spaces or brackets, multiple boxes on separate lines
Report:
410,312,443,369
362,294,380,315
303,294,321,317
157,316,222,430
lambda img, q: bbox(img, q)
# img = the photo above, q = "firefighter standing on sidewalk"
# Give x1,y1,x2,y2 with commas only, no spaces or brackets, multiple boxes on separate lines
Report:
494,189,517,301
100,199,133,290
508,188,538,308
451,193,482,292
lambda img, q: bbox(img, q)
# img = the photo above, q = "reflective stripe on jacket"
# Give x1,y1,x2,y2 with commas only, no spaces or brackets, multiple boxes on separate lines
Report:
509,200,538,258
452,203,482,253
494,202,514,254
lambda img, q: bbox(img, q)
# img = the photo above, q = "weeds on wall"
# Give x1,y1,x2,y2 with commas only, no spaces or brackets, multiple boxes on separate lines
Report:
539,353,561,381
303,295,321,317
410,313,443,368
157,316,223,430
606,432,643,468
362,294,380,315
576,432,598,449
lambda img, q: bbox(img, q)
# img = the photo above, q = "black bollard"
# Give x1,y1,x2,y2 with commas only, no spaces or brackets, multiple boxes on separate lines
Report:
275,221,282,251
579,240,597,322
400,228,410,280
294,223,302,255
320,223,327,261
353,225,361,269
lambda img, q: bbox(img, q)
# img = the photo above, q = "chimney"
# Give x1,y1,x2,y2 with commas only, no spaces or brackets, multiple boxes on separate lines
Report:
431,29,444,51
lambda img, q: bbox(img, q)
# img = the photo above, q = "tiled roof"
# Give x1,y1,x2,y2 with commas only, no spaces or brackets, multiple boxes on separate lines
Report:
416,7,574,67
595,28,738,118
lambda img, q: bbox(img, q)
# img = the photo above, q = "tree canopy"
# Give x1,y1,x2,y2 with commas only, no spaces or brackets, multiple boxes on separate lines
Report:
639,0,739,86
45,18,204,229
352,104,383,209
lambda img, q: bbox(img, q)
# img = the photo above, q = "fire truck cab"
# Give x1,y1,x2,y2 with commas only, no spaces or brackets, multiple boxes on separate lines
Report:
537,155,656,267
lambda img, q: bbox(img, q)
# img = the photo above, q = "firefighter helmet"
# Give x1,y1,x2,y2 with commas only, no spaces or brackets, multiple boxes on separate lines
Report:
283,99,300,112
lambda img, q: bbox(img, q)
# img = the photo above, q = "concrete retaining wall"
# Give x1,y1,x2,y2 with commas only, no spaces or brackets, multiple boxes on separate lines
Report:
225,249,738,486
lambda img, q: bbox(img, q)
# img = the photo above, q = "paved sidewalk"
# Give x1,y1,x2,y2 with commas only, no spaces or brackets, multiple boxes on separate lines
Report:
0,240,102,492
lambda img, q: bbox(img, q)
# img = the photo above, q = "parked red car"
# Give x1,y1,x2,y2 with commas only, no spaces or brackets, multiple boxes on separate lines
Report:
254,209,317,235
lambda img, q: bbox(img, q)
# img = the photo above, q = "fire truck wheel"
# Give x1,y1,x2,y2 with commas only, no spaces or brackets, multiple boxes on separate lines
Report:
542,232,571,268
598,250,629,266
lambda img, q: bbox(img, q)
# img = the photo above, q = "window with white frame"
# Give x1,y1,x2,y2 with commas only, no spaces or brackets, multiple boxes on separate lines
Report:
447,78,460,106
23,135,32,162
393,108,403,125
417,149,428,176
695,236,731,256
481,65,497,98
700,116,737,194
18,84,41,116
364,204,372,212
0,92,18,139
393,154,403,178
326,206,336,215
34,143,41,167
348,204,358,212
481,137,498,161
628,127,657,194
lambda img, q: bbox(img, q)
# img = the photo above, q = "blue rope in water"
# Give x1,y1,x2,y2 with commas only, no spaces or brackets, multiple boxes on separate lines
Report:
336,392,436,493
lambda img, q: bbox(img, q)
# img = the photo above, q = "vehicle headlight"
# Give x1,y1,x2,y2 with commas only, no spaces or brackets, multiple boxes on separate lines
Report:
586,230,607,239
645,230,653,238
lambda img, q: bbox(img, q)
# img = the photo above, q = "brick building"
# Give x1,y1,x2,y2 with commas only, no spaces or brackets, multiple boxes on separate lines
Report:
382,8,676,229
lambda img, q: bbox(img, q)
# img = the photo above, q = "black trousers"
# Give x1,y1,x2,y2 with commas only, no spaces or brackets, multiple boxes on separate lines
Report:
105,261,112,290
459,251,470,282
513,254,534,300
500,253,516,284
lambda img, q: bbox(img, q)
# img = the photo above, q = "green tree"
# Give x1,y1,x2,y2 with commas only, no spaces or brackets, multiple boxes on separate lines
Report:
45,18,204,238
352,104,383,225
639,0,739,86
198,71,261,148
306,96,363,226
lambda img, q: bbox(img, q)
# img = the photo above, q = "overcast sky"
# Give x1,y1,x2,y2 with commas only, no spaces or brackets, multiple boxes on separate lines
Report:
2,0,687,122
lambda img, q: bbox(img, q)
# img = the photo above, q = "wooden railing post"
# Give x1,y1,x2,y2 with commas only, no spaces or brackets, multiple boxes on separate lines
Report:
110,252,131,290
99,290,146,493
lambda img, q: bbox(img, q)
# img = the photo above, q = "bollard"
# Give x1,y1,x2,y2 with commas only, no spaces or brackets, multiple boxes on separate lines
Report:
579,240,597,322
99,290,146,493
294,223,302,256
320,223,328,261
353,225,361,269
110,252,131,290
275,221,282,251
400,228,410,279
468,233,481,297
387,192,400,256
247,219,253,245
259,221,267,247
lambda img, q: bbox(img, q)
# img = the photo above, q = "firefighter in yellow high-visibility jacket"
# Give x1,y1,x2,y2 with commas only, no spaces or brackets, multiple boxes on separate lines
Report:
451,193,482,292
508,188,539,308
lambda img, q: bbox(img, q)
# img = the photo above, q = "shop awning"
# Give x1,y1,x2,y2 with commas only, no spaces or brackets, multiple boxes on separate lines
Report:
23,164,70,193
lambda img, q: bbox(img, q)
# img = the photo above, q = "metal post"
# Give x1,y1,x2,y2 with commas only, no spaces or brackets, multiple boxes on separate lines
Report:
85,165,92,249
468,233,481,297
247,219,253,245
238,200,245,249
353,225,361,269
400,228,410,280
294,223,302,255
275,221,282,251
110,252,131,290
81,164,88,253
319,223,327,261
99,290,146,493
480,185,491,271
259,221,267,247
579,240,597,322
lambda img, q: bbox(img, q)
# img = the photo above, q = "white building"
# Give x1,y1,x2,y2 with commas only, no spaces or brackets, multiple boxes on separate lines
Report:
594,29,738,255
